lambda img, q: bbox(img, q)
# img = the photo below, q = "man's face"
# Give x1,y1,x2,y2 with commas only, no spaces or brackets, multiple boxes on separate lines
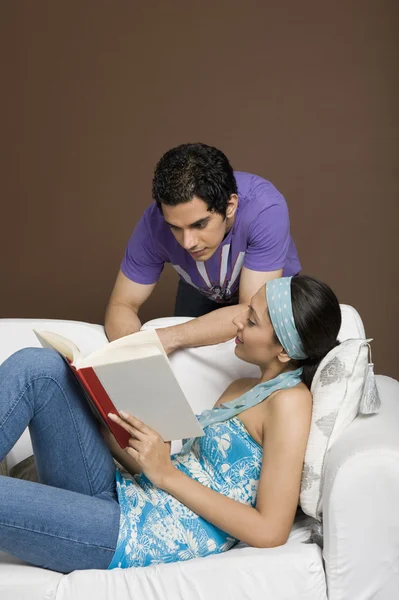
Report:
161,196,232,261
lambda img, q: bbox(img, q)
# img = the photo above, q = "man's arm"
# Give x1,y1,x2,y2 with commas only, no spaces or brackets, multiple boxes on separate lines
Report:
156,267,282,353
104,270,157,341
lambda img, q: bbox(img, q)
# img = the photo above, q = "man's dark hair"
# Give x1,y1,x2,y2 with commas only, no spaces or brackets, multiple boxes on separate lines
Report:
152,143,238,217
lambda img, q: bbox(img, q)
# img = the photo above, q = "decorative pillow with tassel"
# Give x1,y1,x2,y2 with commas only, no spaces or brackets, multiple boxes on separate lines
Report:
300,338,381,525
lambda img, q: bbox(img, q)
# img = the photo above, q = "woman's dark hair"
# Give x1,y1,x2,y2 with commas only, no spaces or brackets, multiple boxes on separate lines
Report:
152,143,238,217
290,275,341,389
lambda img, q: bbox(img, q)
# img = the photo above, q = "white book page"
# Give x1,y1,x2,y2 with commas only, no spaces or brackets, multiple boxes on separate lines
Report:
94,354,204,441
74,329,166,369
77,343,161,368
33,330,82,364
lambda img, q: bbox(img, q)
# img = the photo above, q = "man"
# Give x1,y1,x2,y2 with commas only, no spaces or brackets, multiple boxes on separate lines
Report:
105,143,301,353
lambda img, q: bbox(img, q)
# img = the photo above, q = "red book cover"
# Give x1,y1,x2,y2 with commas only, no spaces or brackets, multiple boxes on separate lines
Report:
68,362,131,449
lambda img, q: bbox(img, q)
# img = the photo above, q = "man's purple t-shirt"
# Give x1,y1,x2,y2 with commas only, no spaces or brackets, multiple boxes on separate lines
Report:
121,172,301,304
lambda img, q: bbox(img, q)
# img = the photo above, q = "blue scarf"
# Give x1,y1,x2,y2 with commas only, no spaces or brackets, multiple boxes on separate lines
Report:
180,367,303,454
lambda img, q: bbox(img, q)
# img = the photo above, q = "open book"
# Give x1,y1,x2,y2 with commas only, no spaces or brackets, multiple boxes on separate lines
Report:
34,329,204,448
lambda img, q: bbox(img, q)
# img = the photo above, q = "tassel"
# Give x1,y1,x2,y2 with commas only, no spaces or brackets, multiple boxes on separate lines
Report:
303,521,324,548
359,341,381,415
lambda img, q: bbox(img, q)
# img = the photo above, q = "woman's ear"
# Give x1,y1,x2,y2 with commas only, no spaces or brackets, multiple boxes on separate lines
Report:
277,348,291,364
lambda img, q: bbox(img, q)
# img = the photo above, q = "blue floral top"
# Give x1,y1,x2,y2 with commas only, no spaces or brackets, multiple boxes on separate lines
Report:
108,417,263,569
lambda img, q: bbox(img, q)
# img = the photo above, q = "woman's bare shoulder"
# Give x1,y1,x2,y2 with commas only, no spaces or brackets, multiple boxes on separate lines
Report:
267,382,312,421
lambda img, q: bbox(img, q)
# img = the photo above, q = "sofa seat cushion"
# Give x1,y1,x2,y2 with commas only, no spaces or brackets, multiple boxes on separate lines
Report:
0,515,326,600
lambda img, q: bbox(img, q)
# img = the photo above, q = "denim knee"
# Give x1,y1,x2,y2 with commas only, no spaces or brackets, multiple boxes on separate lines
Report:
5,347,67,380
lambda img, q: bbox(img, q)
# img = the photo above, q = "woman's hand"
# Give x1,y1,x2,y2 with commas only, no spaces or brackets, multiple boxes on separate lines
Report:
108,411,175,488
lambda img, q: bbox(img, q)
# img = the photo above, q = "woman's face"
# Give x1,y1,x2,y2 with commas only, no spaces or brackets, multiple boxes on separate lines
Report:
232,285,284,369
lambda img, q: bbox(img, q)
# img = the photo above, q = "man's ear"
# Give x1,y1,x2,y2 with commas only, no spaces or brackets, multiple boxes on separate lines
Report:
226,194,238,219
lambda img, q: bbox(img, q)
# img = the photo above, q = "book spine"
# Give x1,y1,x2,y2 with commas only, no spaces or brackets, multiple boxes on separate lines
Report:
71,365,131,449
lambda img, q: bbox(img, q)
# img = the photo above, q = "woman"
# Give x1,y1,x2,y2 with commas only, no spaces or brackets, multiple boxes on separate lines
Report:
0,275,341,573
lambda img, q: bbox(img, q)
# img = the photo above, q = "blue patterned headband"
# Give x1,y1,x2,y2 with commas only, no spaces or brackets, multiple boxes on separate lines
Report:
265,277,308,360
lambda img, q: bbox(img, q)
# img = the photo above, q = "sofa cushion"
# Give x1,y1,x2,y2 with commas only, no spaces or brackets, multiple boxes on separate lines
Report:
300,338,370,520
0,516,327,600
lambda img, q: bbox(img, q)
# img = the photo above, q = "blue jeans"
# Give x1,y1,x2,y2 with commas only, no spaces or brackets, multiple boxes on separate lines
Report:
0,348,120,573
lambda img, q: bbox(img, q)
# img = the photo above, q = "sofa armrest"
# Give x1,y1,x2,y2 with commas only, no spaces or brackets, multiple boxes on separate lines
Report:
322,375,399,600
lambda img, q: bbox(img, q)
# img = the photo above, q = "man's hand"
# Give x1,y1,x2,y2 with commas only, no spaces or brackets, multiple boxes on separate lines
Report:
155,327,181,355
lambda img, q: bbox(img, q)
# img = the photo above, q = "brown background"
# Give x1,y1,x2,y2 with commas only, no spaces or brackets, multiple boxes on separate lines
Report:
1,1,398,378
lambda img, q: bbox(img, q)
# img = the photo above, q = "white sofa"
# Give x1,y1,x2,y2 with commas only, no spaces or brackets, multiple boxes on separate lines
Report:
0,307,398,600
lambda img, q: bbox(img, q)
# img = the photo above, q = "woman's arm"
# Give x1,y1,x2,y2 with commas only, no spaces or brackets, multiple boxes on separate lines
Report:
109,386,312,548
161,387,312,547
